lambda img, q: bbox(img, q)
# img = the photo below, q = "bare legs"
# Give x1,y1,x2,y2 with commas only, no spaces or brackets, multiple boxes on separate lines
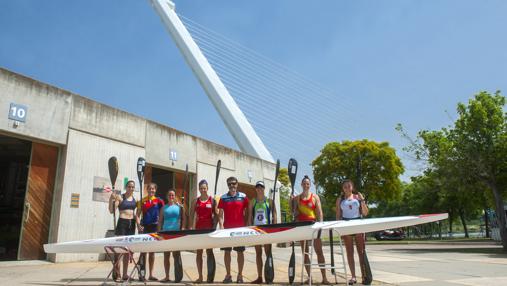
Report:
113,254,130,281
122,255,129,279
223,249,244,282
252,244,271,283
343,233,366,282
196,249,204,282
300,239,329,284
224,250,232,279
139,252,157,281
162,252,171,281
196,249,214,282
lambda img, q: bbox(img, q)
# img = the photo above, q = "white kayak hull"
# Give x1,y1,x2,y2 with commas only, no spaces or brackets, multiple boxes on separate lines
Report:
44,213,447,254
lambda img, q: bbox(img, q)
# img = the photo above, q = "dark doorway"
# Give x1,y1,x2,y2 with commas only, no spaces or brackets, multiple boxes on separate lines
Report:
0,135,31,261
150,166,174,203
238,183,256,200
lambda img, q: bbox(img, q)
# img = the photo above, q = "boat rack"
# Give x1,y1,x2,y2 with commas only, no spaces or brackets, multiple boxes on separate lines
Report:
103,246,146,286
301,228,348,286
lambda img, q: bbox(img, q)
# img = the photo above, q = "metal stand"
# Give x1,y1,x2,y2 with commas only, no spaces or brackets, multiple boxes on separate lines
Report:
301,228,348,286
103,246,146,286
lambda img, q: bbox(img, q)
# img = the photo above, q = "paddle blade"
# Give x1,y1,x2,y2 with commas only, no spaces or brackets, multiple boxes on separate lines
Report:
288,158,298,196
206,251,216,283
264,251,274,283
108,156,119,188
288,248,296,284
137,157,146,200
138,253,146,280
362,249,373,285
174,251,183,282
214,160,221,196
137,157,146,184
329,229,335,274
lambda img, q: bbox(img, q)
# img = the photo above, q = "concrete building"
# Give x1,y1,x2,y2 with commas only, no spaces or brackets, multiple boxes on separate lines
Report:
0,67,278,262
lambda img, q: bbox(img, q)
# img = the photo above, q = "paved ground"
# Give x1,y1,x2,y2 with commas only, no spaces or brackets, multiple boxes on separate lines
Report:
365,241,507,286
0,241,505,286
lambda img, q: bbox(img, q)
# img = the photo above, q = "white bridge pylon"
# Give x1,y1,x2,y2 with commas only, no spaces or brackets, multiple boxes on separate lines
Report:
149,0,274,162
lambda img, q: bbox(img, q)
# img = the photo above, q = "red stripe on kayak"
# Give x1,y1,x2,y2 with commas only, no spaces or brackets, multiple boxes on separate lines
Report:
250,226,295,234
149,233,186,241
419,213,444,218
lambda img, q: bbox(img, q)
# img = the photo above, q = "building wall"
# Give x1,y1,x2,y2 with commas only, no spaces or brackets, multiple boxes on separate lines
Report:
0,68,71,144
0,67,278,262
54,129,145,262
145,121,197,173
69,96,146,147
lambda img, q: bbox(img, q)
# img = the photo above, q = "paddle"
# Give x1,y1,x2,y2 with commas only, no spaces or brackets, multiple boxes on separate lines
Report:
356,155,372,285
213,160,221,197
136,157,146,202
174,164,188,282
264,159,280,284
136,157,146,281
287,158,298,284
360,193,372,285
108,156,119,281
361,233,373,285
108,157,119,231
174,251,183,282
206,159,220,283
329,230,335,274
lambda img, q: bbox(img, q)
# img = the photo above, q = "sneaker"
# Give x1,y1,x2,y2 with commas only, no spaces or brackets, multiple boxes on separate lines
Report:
236,276,244,283
223,276,233,283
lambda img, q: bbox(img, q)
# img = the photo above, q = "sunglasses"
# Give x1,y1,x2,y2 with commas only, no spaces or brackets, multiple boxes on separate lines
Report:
227,182,238,186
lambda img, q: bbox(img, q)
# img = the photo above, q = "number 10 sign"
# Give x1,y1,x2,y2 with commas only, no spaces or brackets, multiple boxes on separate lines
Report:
9,103,28,122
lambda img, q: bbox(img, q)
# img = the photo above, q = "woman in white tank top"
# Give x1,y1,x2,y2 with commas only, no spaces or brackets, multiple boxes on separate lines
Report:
336,180,368,285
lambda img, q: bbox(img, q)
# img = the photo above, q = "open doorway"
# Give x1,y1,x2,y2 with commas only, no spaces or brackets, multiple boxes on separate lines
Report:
238,183,256,200
0,135,31,261
145,165,194,203
150,166,174,203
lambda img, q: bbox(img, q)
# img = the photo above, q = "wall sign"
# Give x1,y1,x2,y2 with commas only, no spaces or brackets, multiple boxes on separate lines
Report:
70,193,80,208
9,103,28,122
92,176,112,203
170,149,178,161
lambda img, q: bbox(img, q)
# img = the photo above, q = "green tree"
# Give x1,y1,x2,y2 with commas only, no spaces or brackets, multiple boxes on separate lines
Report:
278,167,289,186
312,140,404,218
418,129,483,237
451,91,507,249
398,91,506,246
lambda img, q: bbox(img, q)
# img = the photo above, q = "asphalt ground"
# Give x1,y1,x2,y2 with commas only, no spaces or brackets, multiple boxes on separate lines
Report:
0,241,505,286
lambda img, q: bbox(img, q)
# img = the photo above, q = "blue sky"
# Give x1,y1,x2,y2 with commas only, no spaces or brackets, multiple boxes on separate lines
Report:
1,0,506,182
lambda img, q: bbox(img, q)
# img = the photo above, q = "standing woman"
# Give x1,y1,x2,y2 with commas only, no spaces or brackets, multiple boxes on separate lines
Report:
292,175,330,285
190,180,216,283
108,180,140,282
336,179,368,285
158,189,186,282
137,182,164,281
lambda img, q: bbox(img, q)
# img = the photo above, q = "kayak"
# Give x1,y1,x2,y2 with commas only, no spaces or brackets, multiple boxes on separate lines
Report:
44,213,447,254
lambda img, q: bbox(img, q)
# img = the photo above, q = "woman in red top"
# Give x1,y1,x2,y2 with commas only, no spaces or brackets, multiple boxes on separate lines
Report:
190,179,216,283
292,175,330,285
